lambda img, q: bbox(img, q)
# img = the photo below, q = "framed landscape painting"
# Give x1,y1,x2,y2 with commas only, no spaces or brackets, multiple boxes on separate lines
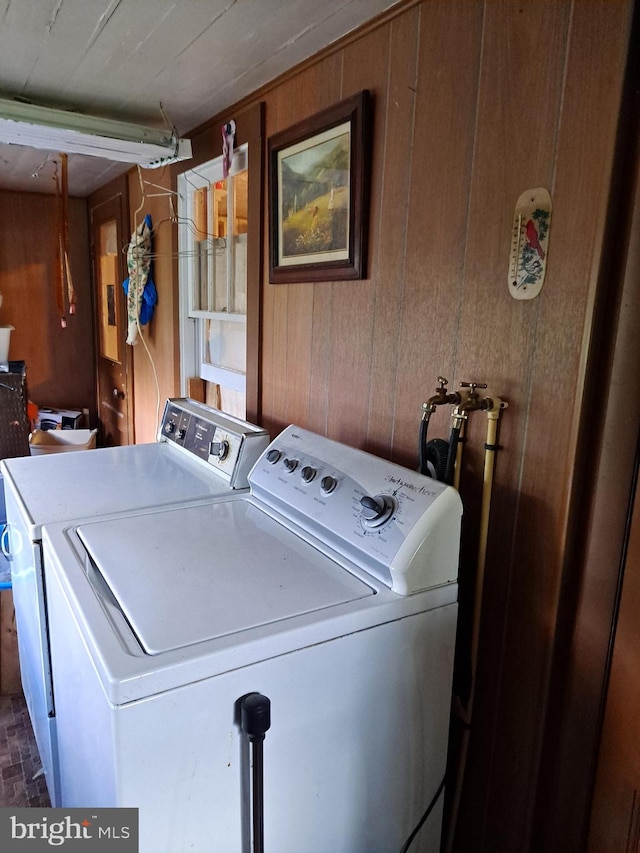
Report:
268,90,371,283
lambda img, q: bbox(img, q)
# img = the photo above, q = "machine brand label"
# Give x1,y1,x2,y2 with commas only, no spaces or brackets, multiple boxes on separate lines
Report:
0,809,138,850
385,473,439,497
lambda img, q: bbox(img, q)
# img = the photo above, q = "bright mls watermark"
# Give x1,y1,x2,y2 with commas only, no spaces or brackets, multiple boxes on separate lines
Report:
0,808,138,850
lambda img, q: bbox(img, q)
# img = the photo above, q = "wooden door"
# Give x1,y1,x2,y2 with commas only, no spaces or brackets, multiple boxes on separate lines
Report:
90,192,133,446
587,460,640,852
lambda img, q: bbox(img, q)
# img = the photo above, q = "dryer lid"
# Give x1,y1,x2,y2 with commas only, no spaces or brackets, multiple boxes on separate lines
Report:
77,500,374,655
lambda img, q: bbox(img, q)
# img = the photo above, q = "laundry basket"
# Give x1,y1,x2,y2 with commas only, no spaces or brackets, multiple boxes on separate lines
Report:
29,428,98,455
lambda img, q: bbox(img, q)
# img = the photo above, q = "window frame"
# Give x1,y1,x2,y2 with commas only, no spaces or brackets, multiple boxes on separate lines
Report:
178,145,249,401
176,104,263,424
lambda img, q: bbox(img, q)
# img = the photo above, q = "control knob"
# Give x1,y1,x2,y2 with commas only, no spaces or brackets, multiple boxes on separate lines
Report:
164,422,176,434
283,458,298,473
301,465,316,483
360,494,395,528
320,475,338,495
266,449,281,464
211,440,229,461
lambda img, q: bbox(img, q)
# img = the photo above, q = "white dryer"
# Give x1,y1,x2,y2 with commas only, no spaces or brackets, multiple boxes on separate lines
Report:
0,399,269,807
42,426,462,853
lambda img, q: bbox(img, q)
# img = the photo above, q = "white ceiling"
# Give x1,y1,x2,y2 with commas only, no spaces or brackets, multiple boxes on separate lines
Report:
0,0,400,197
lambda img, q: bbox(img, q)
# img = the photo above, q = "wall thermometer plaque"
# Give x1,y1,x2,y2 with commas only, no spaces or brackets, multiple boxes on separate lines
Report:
508,187,551,300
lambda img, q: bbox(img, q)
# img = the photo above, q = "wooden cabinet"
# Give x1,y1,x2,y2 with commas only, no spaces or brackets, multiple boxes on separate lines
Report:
0,591,20,695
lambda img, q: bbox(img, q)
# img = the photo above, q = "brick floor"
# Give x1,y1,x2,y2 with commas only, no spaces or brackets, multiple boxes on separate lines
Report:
0,693,50,807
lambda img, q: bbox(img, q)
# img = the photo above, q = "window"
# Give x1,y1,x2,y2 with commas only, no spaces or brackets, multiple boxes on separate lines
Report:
178,145,249,419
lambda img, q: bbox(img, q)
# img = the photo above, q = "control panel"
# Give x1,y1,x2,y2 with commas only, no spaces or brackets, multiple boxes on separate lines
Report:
249,426,463,595
158,399,270,488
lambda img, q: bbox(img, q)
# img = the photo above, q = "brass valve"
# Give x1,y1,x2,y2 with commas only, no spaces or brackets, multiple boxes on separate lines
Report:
422,377,461,417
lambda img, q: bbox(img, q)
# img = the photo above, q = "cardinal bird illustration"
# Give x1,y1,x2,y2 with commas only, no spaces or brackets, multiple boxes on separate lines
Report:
525,219,545,260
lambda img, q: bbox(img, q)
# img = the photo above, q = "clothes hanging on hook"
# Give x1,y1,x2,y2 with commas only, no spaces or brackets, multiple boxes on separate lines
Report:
222,119,236,178
122,214,157,346
54,153,76,327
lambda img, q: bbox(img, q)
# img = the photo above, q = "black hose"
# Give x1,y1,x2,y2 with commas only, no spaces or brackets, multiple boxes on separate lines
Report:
398,774,446,853
426,438,450,481
418,415,430,475
444,425,461,485
251,738,265,853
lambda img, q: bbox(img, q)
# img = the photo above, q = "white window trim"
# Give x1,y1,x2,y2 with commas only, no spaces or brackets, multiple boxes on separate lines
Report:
177,144,248,397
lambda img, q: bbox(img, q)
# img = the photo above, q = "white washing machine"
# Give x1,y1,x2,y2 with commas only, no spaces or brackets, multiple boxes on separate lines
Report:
42,425,462,853
0,399,269,807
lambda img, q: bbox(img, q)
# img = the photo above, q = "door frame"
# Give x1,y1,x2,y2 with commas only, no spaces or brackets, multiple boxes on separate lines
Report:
88,175,134,445
532,25,640,850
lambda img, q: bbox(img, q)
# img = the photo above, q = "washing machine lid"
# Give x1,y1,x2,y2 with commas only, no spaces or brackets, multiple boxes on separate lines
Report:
2,442,239,536
77,500,374,655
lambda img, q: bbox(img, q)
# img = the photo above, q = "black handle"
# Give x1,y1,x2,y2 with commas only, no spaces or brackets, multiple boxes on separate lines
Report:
241,692,271,740
240,693,271,853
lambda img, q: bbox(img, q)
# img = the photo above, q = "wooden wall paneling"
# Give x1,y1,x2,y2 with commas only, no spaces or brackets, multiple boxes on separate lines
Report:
260,53,343,437
304,55,346,436
261,84,290,435
283,277,315,430
534,5,639,848
127,167,180,442
58,198,95,411
284,58,343,432
360,7,419,460
0,193,49,380
496,4,632,851
324,27,391,448
391,0,484,470
0,191,95,416
260,189,289,439
454,2,632,851
449,2,572,850
244,102,266,426
89,174,133,445
305,272,333,435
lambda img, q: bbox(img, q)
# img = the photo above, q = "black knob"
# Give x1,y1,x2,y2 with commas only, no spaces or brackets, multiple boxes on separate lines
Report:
321,475,338,495
301,465,316,483
241,693,271,740
359,494,395,527
266,449,281,464
360,495,385,520
283,458,298,473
